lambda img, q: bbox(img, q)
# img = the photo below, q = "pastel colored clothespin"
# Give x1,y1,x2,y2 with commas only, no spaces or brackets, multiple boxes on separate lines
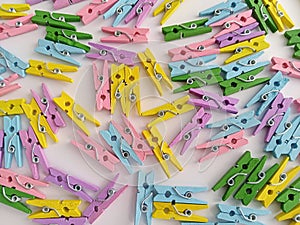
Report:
53,0,87,10
220,36,270,64
27,199,82,219
188,88,239,114
45,167,99,202
217,204,270,225
246,71,289,115
25,0,47,5
141,95,194,128
197,130,248,162
0,130,3,168
124,0,158,27
0,99,25,116
276,205,300,225
284,29,300,46
0,14,38,40
100,122,143,174
153,0,184,25
135,171,154,225
0,4,30,19
0,74,21,97
295,98,300,112
103,0,139,27
101,27,149,43
138,48,172,96
0,168,48,199
53,91,100,136
35,39,85,67
87,42,136,66
256,157,300,207
71,129,119,172
181,223,235,225
271,57,300,79
0,46,29,77
31,10,81,31
169,108,211,155
3,116,22,169
142,126,183,178
219,67,270,96
0,66,5,75
32,218,87,225
162,18,212,41
199,0,247,26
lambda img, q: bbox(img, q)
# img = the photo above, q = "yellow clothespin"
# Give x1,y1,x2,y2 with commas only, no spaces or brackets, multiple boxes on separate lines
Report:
256,157,300,208
141,95,194,128
138,48,172,96
53,91,100,136
142,126,183,178
276,204,300,225
152,202,208,222
153,0,184,25
263,0,294,32
0,99,25,116
26,199,82,219
26,60,78,83
0,4,30,19
22,99,58,149
220,36,270,64
111,64,126,115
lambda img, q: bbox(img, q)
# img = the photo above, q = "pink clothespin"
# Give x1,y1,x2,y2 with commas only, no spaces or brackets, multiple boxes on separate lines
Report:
169,108,212,155
0,130,4,168
31,83,66,134
0,168,48,199
294,98,300,112
189,88,239,114
71,129,119,172
25,0,47,5
271,57,300,79
53,0,87,10
83,174,128,224
19,127,49,180
77,0,118,25
0,14,38,40
0,74,21,97
111,114,152,161
197,130,248,162
168,38,219,61
100,27,149,43
253,92,292,142
124,0,158,27
33,218,87,225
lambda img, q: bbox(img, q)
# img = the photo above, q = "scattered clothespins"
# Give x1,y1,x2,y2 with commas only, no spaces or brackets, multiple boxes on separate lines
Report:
276,205,300,225
0,99,25,116
53,0,87,10
0,74,22,97
101,27,149,43
271,57,300,79
32,218,87,225
153,0,184,25
0,4,30,19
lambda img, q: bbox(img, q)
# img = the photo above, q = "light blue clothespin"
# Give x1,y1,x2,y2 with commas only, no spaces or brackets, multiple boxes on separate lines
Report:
100,122,143,174
217,204,270,225
34,39,85,67
245,71,289,116
0,66,6,75
103,0,139,27
221,52,269,80
206,110,260,140
199,0,247,26
4,116,22,169
168,55,218,77
135,171,154,225
0,46,29,77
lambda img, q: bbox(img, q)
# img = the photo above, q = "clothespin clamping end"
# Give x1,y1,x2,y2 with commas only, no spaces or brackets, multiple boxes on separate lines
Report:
0,74,21,97
32,218,87,225
276,204,300,225
0,99,25,117
0,4,30,19
153,0,184,25
53,0,87,10
284,29,300,46
101,27,149,43
271,57,300,79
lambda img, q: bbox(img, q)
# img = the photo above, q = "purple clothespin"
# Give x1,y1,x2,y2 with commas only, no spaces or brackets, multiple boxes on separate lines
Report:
19,127,49,180
83,174,128,224
53,0,87,9
45,167,99,202
169,108,211,155
189,88,239,114
33,218,87,225
25,0,47,5
253,92,292,142
0,130,3,168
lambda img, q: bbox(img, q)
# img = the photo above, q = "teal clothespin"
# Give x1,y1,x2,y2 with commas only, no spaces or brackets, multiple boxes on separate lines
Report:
162,18,212,42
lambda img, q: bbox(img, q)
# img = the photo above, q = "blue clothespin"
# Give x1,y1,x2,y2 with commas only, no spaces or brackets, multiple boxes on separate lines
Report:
199,0,248,26
100,122,143,174
135,171,154,225
206,110,260,140
3,116,22,169
221,52,270,80
168,55,218,77
0,46,28,77
103,0,139,27
34,39,85,67
245,71,289,116
217,204,270,225
0,66,6,75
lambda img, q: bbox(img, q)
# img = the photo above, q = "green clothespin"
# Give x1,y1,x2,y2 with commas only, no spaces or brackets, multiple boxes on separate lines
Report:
219,66,270,96
162,18,212,41
284,29,300,46
31,10,81,31
171,67,222,93
234,156,280,206
293,44,300,59
0,185,35,214
276,177,300,212
45,27,93,52
212,151,260,201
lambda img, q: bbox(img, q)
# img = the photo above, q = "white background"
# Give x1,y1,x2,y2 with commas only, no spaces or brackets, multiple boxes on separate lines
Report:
1,0,300,224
